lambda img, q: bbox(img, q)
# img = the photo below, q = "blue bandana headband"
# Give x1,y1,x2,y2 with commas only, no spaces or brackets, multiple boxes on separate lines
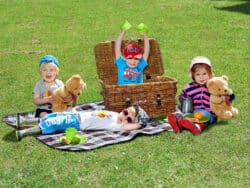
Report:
133,105,149,127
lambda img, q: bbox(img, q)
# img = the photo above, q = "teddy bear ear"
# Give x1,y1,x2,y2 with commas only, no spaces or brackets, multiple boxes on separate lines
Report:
74,74,81,78
207,80,213,87
222,75,229,81
72,74,81,80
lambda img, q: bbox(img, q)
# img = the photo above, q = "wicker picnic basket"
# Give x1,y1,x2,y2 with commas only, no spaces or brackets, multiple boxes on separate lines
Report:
94,38,177,118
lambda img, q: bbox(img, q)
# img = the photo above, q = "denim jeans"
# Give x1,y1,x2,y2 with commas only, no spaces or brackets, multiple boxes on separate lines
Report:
193,109,216,125
39,112,80,134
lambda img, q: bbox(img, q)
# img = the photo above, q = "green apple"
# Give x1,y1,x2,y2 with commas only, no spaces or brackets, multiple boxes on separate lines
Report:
70,136,81,145
59,136,71,145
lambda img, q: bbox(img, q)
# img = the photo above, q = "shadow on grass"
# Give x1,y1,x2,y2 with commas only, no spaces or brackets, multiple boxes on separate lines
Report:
203,120,229,132
2,130,18,143
214,0,250,15
214,120,230,126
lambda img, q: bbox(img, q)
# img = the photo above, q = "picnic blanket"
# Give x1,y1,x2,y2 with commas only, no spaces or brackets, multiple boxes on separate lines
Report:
2,101,172,151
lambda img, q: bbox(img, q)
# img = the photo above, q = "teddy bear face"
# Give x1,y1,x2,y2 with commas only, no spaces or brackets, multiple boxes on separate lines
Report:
207,75,232,96
65,75,86,96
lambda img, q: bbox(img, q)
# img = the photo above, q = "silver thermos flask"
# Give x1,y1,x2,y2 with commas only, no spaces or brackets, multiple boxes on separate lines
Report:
181,97,193,114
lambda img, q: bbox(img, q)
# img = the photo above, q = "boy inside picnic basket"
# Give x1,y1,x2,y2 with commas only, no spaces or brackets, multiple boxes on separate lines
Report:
115,21,150,85
94,21,177,117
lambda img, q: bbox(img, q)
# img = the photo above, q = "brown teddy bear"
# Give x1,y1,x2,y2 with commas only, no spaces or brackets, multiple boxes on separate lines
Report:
207,75,238,120
52,74,86,112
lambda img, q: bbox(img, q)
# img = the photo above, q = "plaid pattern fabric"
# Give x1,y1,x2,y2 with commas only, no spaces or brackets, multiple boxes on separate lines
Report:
35,122,171,151
2,101,172,151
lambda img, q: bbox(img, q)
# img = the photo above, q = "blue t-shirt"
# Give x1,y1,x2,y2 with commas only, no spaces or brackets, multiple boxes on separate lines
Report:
115,56,148,85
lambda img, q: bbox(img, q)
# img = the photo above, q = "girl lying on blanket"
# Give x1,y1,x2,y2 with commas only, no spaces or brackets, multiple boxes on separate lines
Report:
16,104,149,141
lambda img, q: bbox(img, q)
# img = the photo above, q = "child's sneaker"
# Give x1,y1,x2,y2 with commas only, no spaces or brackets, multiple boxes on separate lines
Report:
16,130,23,141
179,118,205,135
167,113,183,133
16,127,41,141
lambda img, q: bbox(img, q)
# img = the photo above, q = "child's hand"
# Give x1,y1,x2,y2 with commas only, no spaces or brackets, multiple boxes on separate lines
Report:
47,96,54,104
70,107,77,113
221,95,231,104
63,95,73,103
66,106,76,112
140,33,147,38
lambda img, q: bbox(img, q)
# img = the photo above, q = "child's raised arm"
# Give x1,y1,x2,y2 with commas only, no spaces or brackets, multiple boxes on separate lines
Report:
141,33,150,61
115,30,126,59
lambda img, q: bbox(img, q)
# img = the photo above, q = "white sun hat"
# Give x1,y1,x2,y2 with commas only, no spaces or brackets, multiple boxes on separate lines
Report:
189,56,212,77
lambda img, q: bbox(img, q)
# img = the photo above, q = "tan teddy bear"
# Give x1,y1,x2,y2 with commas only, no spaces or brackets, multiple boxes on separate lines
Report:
207,75,238,120
52,74,87,112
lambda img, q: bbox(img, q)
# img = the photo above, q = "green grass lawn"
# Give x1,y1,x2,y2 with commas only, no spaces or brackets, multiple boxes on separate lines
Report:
0,0,249,187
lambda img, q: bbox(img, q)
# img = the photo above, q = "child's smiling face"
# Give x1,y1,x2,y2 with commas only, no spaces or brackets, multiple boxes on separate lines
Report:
125,57,140,68
117,107,137,124
40,63,59,83
193,67,210,85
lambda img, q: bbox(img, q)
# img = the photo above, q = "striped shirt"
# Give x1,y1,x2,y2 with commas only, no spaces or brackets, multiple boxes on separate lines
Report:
179,82,211,112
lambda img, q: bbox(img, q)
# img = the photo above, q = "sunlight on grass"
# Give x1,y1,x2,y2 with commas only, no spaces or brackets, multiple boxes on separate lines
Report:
0,0,249,187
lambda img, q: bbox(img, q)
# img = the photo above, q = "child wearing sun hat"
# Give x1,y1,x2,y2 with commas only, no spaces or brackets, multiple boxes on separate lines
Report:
167,56,217,135
114,21,150,85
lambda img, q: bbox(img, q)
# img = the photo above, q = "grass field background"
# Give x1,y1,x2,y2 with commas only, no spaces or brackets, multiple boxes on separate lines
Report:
0,0,249,187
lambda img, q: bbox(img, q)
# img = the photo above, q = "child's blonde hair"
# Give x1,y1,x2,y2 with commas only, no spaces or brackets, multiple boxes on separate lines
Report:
127,105,139,118
40,63,59,72
39,54,60,75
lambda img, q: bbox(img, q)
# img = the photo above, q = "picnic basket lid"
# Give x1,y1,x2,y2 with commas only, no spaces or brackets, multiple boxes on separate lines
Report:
94,38,164,84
